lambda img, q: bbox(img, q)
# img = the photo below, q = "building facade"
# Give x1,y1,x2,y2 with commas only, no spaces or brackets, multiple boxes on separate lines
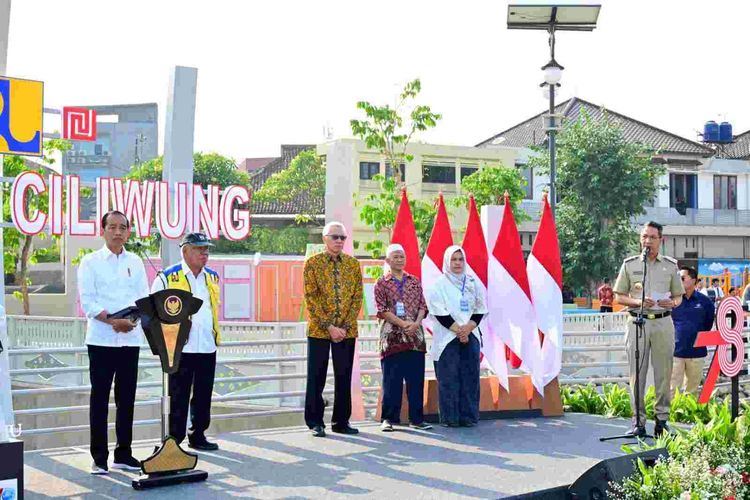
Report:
317,139,521,255
478,97,750,269
62,103,158,217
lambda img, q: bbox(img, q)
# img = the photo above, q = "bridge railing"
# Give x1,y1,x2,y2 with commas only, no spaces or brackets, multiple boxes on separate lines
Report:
14,311,728,448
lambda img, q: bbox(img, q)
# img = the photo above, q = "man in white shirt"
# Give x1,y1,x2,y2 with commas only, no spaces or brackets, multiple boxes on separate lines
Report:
77,210,149,475
707,278,725,304
151,233,221,451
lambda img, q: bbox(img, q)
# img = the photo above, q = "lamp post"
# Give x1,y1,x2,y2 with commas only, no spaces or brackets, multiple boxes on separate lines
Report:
542,58,563,218
506,4,601,219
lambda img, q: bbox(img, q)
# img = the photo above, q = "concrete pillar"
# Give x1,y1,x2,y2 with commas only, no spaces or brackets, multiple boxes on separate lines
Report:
160,66,198,266
0,0,14,429
324,141,356,254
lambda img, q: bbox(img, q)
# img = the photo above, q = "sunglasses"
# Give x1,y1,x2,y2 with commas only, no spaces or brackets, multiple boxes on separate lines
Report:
329,234,347,241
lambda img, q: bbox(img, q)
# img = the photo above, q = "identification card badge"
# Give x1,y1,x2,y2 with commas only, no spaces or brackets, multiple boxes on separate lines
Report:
395,301,406,318
460,299,470,312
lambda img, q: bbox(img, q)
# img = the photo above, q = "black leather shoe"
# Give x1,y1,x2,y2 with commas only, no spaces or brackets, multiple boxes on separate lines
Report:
112,455,142,471
311,425,326,437
627,424,647,438
332,425,359,435
654,419,670,437
188,439,219,451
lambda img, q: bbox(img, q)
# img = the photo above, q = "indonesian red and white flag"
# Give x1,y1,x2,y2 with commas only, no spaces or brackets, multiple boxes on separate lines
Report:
390,188,421,278
527,194,563,387
463,195,509,390
488,193,544,394
422,193,453,333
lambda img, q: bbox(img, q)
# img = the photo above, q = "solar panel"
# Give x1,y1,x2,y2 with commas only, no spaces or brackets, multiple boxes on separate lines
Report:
507,4,601,31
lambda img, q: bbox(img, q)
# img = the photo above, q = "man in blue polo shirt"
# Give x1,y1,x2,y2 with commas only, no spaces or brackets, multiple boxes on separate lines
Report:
671,266,715,397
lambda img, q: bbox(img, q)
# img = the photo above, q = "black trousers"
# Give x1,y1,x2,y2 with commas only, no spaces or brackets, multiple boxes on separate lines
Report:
88,345,140,464
169,352,216,444
600,305,613,313
304,337,355,429
381,350,426,424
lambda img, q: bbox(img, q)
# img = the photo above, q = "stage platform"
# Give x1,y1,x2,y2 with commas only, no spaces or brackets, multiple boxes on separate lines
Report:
24,413,641,499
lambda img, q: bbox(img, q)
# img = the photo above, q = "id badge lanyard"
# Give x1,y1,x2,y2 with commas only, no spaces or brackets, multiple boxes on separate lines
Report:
394,276,406,318
460,276,470,312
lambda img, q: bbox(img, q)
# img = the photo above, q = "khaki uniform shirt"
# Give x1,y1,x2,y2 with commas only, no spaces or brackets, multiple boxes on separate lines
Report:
613,253,684,313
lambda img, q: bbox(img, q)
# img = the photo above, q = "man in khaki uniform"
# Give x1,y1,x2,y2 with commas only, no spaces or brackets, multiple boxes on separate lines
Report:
614,221,684,437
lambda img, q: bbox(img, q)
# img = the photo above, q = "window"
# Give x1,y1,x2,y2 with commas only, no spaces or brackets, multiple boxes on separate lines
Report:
422,163,456,184
385,163,405,181
516,163,534,199
359,161,380,180
670,173,697,215
460,165,478,180
713,175,737,209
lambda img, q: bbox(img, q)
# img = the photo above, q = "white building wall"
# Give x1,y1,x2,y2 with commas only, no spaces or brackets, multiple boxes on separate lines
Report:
738,174,748,211
656,173,669,208
697,173,714,209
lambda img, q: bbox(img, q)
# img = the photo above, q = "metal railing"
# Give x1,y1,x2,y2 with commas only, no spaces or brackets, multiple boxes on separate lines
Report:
4,313,635,440
8,313,750,445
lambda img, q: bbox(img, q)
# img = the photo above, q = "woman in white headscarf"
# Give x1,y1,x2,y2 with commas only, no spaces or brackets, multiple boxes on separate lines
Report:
427,245,487,427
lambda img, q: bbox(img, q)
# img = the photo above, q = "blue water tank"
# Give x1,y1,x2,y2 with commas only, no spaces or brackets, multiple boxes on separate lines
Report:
719,122,733,143
704,121,720,143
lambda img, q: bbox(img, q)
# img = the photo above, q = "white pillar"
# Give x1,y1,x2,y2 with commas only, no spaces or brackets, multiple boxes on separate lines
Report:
324,141,356,254
0,0,13,430
160,66,198,266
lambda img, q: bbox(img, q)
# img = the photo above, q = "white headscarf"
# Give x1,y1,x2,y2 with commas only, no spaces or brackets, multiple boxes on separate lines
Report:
442,245,467,292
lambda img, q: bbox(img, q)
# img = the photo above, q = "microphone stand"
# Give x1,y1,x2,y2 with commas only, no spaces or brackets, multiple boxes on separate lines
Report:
600,247,653,442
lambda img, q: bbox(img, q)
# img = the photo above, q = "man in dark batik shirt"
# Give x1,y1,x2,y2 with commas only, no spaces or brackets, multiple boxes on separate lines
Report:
374,244,432,432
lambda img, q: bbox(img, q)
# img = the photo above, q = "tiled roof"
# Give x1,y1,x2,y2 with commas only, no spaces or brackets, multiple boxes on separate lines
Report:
250,145,324,216
476,97,714,156
238,157,276,173
723,130,750,159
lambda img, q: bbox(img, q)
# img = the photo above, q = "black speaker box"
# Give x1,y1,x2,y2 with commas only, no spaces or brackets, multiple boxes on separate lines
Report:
568,448,668,499
503,448,667,500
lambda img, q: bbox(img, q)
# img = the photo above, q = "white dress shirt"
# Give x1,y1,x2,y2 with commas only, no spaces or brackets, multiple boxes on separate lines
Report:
78,245,150,347
150,260,216,354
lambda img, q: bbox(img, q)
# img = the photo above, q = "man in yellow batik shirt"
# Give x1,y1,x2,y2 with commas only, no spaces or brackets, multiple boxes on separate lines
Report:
303,221,363,437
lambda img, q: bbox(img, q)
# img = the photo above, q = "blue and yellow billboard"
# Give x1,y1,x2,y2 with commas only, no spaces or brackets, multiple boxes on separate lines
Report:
0,76,43,156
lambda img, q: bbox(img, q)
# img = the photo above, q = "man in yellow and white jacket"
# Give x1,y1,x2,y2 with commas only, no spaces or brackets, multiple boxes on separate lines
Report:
151,232,221,450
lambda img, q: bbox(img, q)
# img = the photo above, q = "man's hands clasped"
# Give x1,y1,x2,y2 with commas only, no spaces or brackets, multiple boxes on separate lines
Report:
327,325,347,343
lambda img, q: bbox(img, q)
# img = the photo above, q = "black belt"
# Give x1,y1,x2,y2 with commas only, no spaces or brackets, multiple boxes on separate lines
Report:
629,310,671,320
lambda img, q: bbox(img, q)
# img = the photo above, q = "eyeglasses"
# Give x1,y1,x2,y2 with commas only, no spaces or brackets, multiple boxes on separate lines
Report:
329,235,347,241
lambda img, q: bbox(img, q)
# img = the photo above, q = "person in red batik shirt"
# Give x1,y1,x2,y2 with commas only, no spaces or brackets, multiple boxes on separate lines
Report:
598,277,614,313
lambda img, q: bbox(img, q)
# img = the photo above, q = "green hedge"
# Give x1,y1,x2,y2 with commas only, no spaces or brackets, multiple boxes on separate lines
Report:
563,384,750,498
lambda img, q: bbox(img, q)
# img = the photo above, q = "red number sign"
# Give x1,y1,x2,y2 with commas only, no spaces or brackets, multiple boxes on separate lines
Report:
62,107,97,141
694,296,745,404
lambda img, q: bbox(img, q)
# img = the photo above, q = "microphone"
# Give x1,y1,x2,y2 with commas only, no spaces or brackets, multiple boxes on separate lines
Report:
135,241,166,287
641,247,650,260
135,241,160,275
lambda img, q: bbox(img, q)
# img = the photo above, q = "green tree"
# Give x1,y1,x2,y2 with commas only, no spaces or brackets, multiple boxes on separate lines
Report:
3,138,72,314
451,165,530,222
350,79,442,263
527,110,666,302
253,149,324,225
350,78,441,184
356,175,436,259
212,226,312,255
